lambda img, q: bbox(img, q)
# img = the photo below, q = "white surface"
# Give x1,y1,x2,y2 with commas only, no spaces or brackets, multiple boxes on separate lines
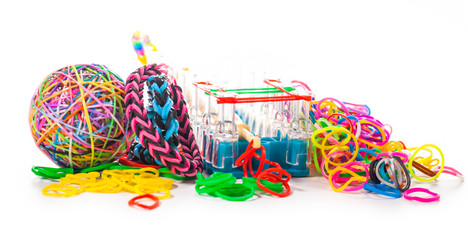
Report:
1,1,467,239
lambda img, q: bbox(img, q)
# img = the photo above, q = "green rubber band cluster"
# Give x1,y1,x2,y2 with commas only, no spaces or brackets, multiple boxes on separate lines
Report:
195,172,254,201
31,163,195,181
195,173,284,201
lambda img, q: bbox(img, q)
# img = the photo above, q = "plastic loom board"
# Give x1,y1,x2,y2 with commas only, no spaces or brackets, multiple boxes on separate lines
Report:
203,136,309,178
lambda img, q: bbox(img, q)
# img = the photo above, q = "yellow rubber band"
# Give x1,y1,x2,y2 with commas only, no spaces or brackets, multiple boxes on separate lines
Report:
408,144,444,182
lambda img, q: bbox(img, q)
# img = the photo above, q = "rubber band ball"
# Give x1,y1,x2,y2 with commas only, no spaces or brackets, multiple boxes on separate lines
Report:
29,64,134,169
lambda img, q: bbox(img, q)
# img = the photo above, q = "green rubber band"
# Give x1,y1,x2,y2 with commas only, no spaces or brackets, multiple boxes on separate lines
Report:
195,172,236,186
214,183,255,201
196,180,236,195
108,165,141,170
31,166,74,179
208,87,296,95
242,177,283,193
80,162,120,173
312,145,323,176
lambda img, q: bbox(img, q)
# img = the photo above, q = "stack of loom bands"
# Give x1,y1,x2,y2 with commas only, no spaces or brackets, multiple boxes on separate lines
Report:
309,96,463,201
42,168,173,209
125,64,202,177
29,64,132,169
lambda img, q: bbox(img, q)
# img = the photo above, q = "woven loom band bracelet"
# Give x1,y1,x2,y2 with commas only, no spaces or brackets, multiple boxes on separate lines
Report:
403,188,440,203
128,194,160,210
363,183,402,198
408,144,444,182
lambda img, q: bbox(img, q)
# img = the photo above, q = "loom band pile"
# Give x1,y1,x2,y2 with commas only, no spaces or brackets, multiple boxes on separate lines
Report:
363,183,402,198
195,173,255,201
332,163,369,184
314,98,351,119
356,119,390,148
382,141,407,152
328,161,369,192
311,126,352,152
316,127,360,167
343,102,372,116
195,172,237,195
376,152,409,163
407,144,445,182
312,119,341,143
125,64,202,176
336,115,362,139
348,145,379,163
327,113,355,134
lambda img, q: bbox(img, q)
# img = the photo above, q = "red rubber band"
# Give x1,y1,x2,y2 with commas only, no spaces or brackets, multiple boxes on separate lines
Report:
128,194,160,210
257,168,291,197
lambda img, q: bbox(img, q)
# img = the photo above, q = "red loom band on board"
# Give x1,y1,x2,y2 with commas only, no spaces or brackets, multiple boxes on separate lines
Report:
128,194,160,210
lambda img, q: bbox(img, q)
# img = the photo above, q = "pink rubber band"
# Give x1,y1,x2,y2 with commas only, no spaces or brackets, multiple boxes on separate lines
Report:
404,188,440,203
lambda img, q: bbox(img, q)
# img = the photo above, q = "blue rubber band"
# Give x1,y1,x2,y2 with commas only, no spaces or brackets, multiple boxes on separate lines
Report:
364,183,401,198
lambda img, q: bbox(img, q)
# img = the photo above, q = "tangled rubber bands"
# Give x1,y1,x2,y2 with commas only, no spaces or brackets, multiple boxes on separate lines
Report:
310,97,463,203
40,166,173,210
195,172,286,201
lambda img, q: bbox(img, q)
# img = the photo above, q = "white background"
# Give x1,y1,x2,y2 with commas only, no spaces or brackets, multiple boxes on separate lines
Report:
1,0,467,239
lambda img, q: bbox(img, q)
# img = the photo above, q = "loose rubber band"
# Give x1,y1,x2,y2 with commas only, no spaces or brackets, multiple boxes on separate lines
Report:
404,188,440,203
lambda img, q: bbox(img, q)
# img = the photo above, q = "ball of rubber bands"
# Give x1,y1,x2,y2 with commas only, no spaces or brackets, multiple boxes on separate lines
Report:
29,64,133,169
